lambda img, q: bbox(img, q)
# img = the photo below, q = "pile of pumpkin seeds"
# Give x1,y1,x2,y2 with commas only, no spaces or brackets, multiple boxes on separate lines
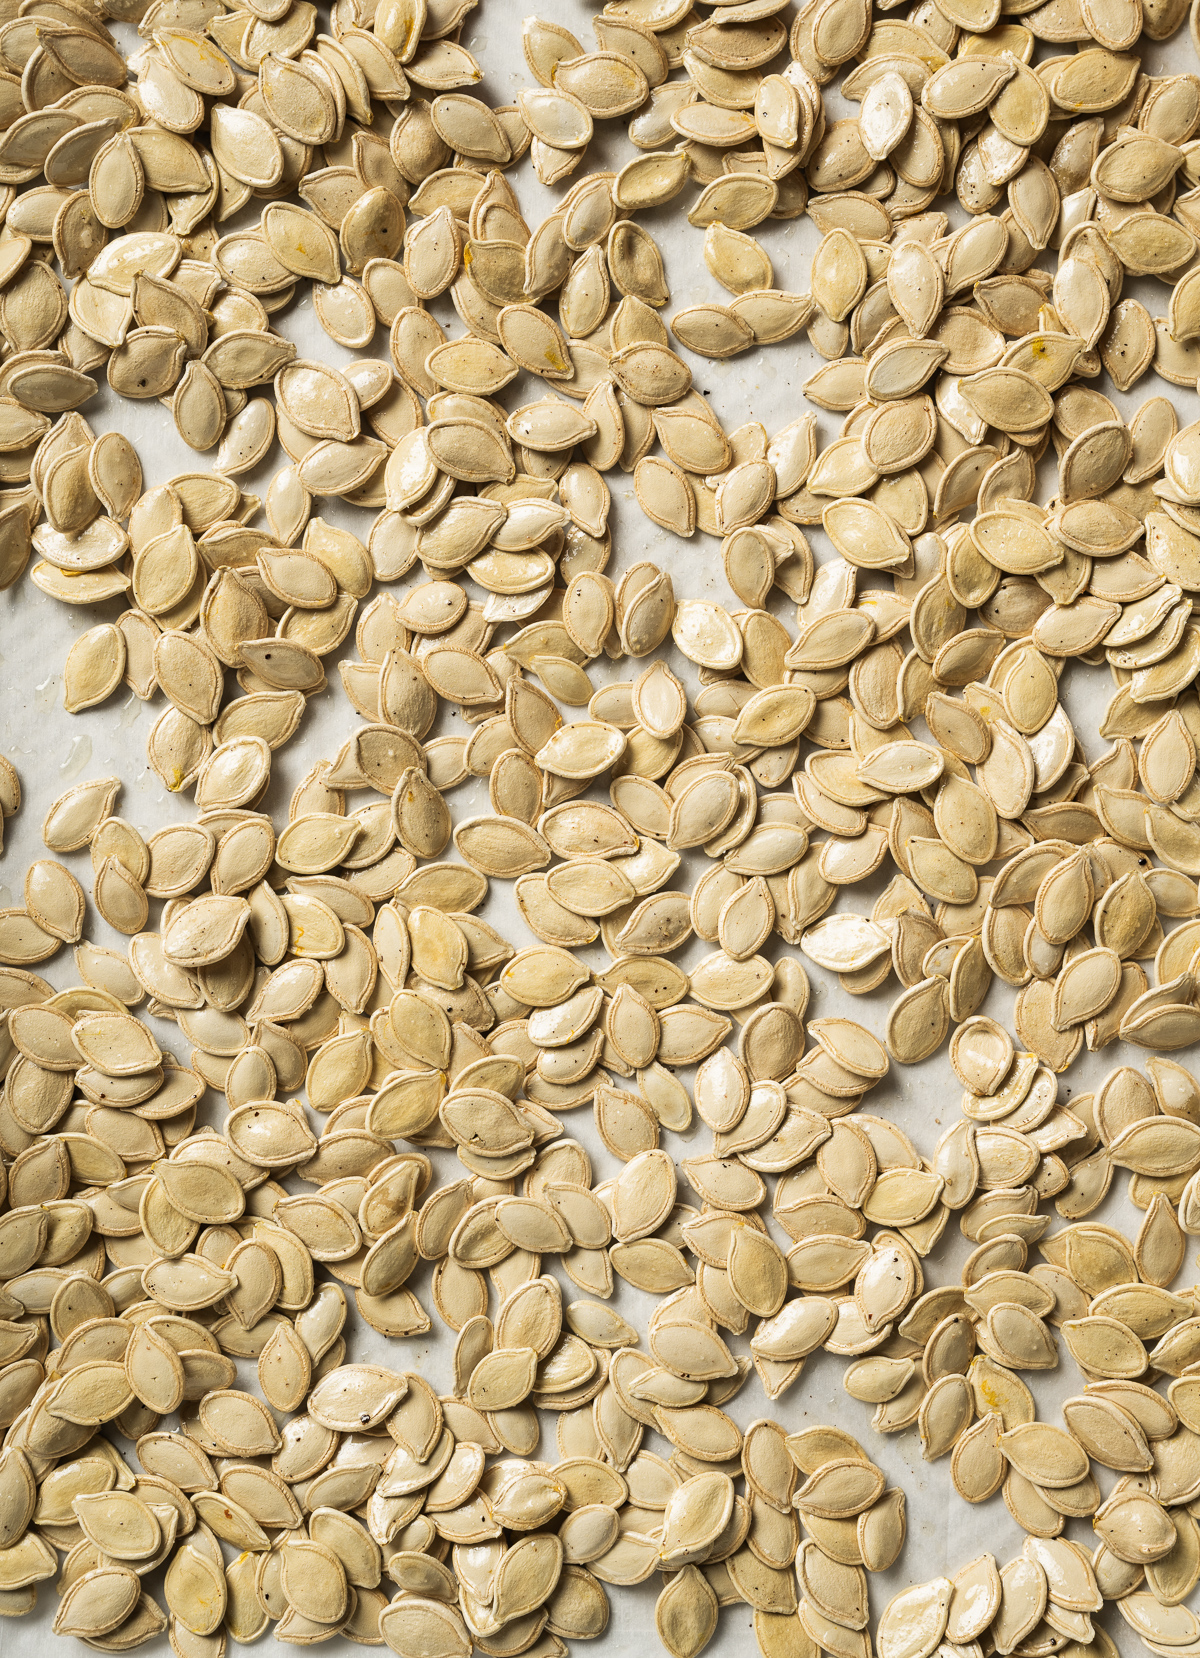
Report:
6,0,1200,1646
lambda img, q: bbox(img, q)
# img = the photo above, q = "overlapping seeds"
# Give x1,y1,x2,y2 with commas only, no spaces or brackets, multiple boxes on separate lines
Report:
5,0,1200,1651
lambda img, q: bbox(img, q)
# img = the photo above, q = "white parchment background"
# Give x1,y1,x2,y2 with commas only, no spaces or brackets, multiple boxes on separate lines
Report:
1,2,1197,1653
